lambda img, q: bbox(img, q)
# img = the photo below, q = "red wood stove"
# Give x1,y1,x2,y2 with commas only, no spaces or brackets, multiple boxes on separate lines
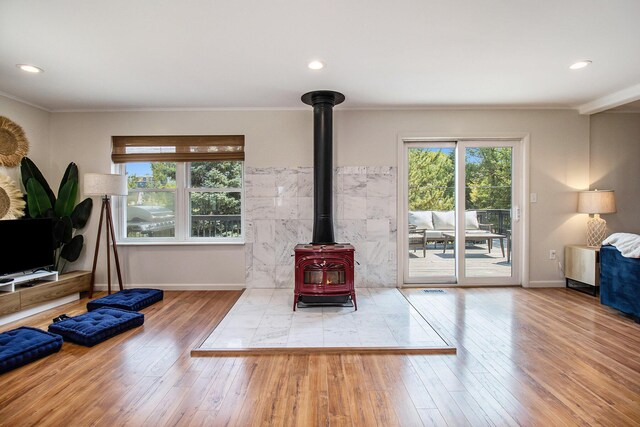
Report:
294,244,356,311
296,91,355,311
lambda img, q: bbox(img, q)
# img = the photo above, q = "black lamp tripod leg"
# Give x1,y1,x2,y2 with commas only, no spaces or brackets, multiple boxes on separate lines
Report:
105,198,124,291
89,198,106,298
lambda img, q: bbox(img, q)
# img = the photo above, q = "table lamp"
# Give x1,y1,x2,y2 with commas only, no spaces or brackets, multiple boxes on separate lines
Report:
84,173,128,297
577,189,616,247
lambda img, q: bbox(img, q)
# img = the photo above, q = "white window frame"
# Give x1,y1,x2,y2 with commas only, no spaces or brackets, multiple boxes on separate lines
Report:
397,134,530,287
115,161,244,245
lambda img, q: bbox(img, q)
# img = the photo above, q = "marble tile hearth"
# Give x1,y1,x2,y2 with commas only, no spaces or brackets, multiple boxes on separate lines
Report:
194,288,454,355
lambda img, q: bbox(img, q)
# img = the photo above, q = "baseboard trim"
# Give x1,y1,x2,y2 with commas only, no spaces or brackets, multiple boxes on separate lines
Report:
92,284,245,291
0,294,79,326
526,280,565,288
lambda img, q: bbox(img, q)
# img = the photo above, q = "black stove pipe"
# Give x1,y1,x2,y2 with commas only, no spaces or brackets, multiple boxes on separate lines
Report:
301,90,345,245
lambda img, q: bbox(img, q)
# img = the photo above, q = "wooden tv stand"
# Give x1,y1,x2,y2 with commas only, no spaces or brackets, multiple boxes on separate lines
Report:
0,271,91,319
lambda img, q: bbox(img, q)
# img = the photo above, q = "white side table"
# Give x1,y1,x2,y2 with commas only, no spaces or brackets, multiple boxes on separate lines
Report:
564,245,600,296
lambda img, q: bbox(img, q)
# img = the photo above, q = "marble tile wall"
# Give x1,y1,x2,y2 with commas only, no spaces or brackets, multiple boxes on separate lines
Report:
244,166,397,288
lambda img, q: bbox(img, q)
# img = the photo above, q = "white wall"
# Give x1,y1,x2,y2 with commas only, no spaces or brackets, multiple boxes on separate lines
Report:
335,109,590,285
48,111,313,287
0,96,51,185
46,108,589,288
590,112,640,234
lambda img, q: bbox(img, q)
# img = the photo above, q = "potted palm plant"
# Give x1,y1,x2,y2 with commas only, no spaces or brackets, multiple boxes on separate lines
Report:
21,157,93,272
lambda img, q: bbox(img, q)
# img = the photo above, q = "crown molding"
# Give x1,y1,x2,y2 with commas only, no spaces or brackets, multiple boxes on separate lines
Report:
578,83,640,115
0,91,51,112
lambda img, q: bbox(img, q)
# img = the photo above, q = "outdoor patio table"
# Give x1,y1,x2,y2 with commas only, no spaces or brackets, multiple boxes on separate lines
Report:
442,232,507,257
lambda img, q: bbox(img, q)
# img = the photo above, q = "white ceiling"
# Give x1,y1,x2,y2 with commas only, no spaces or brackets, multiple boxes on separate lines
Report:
1,0,640,112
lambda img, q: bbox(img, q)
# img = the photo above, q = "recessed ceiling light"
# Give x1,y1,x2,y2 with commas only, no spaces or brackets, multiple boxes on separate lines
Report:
16,64,44,73
308,61,324,70
569,60,592,70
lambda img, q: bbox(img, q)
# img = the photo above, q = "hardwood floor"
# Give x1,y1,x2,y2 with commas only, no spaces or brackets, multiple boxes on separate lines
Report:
1,288,639,426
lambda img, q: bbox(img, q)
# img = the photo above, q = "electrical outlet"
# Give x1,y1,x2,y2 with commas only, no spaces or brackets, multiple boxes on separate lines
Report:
549,250,556,260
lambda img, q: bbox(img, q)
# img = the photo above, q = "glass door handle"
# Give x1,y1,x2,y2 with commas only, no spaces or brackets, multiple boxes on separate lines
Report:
513,206,520,222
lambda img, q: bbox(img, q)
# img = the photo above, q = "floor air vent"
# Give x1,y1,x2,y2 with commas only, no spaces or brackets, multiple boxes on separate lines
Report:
422,289,445,293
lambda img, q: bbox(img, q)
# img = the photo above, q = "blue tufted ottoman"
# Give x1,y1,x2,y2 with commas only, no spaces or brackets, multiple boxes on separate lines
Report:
48,307,144,347
87,288,163,312
0,327,63,374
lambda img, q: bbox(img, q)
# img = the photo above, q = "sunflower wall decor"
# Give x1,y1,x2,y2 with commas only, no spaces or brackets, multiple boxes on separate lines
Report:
0,174,26,219
0,116,30,167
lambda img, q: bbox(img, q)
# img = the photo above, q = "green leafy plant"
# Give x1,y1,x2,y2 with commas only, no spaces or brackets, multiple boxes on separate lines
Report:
21,157,93,272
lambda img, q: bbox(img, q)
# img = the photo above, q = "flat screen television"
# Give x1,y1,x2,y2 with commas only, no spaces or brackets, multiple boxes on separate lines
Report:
0,218,55,277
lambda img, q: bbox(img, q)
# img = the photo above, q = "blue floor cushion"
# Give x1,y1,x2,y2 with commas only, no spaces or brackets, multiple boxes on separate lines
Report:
48,307,144,347
0,327,63,374
87,288,163,312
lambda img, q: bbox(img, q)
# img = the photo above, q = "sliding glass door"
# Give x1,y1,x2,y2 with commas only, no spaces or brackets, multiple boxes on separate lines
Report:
406,143,457,282
403,140,521,285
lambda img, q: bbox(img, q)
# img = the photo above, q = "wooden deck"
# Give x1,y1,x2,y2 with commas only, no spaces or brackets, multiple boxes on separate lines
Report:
1,288,640,426
409,240,512,278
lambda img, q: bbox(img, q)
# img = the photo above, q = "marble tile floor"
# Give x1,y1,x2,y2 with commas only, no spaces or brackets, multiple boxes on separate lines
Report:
198,288,451,351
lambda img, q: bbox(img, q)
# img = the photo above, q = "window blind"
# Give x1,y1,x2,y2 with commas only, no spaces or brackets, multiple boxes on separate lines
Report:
111,135,245,163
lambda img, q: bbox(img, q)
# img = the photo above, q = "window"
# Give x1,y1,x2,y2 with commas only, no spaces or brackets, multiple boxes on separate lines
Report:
126,162,177,238
112,135,244,243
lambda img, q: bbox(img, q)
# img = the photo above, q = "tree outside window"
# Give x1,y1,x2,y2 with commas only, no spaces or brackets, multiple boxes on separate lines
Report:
408,146,512,233
124,161,242,240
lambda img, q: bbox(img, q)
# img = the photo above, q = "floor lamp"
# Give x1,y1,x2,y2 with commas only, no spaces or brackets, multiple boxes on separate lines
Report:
84,173,128,297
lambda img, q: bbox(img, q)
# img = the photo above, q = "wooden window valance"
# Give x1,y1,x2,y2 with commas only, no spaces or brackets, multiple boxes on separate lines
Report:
111,135,245,163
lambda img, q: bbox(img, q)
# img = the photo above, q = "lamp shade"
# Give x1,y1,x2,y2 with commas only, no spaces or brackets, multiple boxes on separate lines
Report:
577,190,616,214
84,173,128,197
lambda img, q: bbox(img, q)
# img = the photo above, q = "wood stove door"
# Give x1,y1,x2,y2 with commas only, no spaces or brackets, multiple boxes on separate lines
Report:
296,256,352,295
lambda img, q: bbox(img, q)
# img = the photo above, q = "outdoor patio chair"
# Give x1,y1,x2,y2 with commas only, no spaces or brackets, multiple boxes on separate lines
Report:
409,225,427,257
